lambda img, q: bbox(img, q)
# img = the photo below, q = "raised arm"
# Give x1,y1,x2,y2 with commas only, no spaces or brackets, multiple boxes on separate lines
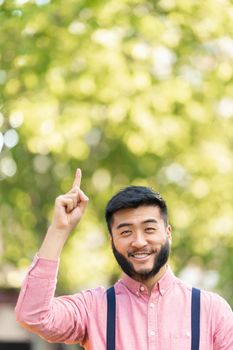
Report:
15,169,90,344
38,168,89,259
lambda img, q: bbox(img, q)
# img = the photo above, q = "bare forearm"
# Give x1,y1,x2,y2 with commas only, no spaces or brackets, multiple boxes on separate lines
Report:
38,226,70,260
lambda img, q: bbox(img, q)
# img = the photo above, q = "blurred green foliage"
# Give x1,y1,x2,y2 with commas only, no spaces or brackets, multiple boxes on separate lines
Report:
0,0,233,306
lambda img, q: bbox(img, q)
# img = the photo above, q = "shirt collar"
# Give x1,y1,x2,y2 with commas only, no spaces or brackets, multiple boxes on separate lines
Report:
119,266,175,297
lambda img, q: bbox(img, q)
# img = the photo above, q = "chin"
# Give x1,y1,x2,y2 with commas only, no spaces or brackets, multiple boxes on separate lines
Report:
135,267,153,275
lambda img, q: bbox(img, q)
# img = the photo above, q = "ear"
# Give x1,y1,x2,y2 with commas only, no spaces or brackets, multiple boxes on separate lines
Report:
166,224,172,243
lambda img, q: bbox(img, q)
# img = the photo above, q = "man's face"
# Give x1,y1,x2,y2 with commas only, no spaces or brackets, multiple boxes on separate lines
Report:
110,205,172,282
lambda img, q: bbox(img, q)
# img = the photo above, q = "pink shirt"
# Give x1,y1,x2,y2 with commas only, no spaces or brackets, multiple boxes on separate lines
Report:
15,255,233,350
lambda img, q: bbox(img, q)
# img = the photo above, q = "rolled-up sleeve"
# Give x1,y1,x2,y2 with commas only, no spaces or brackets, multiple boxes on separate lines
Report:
15,255,90,344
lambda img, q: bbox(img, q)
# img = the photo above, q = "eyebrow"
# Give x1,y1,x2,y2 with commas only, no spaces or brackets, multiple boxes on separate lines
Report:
116,219,158,230
143,219,158,224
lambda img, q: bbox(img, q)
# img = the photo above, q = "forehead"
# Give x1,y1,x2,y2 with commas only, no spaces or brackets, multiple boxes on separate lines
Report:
111,205,163,228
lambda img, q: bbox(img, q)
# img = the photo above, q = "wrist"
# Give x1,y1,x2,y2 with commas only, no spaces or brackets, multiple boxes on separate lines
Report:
38,226,70,260
47,224,71,237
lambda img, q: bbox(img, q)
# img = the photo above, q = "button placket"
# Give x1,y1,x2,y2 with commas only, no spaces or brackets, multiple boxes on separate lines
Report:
148,295,158,349
140,285,145,292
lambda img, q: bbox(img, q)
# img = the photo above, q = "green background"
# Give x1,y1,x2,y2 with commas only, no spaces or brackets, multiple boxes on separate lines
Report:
0,0,233,307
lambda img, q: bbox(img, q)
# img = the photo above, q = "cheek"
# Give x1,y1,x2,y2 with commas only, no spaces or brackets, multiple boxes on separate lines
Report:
112,238,128,252
150,235,167,246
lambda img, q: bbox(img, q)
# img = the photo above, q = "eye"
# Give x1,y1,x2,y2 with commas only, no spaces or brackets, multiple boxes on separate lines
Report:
121,230,132,236
145,227,156,233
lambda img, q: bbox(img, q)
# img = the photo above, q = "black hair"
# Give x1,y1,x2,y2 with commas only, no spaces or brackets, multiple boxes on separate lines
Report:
105,186,168,235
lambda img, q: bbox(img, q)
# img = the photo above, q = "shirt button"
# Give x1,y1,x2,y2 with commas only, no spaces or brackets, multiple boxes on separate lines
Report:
150,303,155,308
160,288,165,294
140,286,145,292
150,330,155,336
186,331,191,337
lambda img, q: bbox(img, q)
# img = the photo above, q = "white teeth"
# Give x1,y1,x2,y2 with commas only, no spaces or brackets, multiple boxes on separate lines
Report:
132,253,150,258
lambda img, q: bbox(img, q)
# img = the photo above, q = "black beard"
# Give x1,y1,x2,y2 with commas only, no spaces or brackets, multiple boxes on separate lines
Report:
111,239,170,282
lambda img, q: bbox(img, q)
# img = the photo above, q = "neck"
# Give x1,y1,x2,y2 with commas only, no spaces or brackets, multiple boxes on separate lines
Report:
143,264,168,293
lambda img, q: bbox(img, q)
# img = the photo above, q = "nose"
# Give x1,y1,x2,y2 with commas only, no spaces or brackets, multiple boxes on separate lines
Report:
131,232,147,249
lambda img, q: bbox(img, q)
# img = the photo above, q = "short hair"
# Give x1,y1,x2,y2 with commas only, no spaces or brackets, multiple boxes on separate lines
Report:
105,186,168,235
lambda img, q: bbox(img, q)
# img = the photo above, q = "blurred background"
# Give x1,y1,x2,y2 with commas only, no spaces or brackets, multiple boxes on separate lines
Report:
0,0,233,348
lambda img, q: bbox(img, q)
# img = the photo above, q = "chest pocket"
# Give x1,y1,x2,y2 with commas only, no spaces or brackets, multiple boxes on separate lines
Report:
172,335,191,349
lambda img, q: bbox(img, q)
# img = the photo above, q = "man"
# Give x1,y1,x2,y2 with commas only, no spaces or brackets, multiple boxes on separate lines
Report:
15,169,233,349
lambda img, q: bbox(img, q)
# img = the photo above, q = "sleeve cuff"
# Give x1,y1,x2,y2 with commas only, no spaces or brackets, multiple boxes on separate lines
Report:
28,253,60,279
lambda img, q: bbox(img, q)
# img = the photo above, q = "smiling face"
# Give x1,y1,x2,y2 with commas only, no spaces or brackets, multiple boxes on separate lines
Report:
110,205,172,286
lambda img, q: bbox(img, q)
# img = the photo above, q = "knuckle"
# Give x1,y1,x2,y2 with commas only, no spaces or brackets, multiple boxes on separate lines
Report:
70,185,79,193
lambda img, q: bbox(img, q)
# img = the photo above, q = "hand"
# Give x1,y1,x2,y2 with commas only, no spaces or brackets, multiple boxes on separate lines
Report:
50,168,89,233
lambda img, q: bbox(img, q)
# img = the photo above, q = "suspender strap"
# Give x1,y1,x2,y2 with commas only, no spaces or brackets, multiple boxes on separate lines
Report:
106,286,200,350
191,287,201,350
106,286,116,350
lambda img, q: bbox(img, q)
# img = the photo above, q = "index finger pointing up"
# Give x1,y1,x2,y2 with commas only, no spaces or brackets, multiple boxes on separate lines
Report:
72,168,82,188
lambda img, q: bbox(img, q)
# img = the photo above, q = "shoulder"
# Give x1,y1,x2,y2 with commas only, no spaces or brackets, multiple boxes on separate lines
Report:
200,289,232,317
178,277,232,319
76,285,107,303
56,286,107,312
174,275,232,313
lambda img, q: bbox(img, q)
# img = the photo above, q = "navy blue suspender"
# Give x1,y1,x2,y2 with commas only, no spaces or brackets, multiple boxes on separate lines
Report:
106,286,201,350
191,287,201,350
106,287,116,350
